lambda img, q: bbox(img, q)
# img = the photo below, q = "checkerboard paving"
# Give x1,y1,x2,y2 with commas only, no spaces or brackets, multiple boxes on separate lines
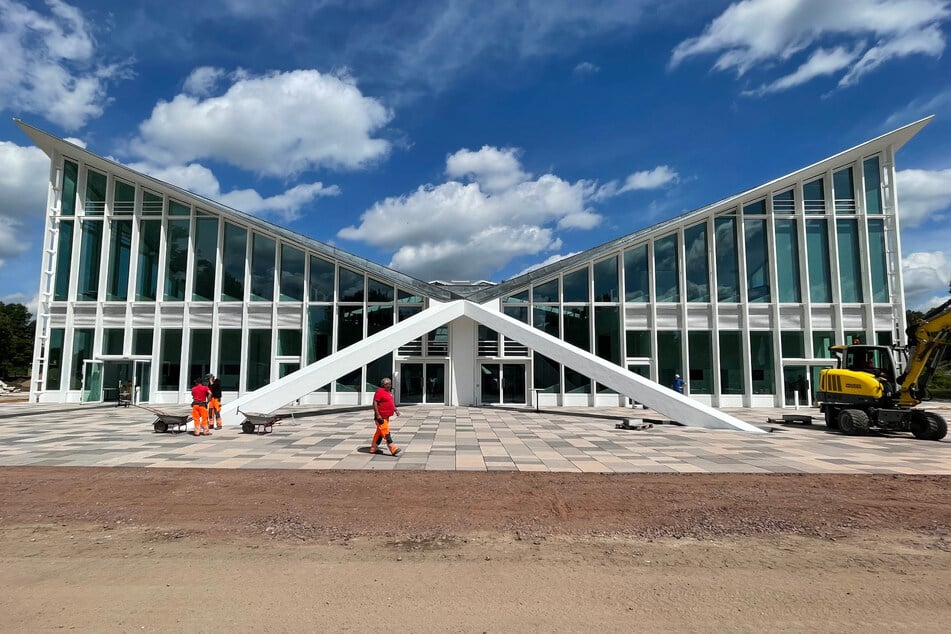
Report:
0,403,947,473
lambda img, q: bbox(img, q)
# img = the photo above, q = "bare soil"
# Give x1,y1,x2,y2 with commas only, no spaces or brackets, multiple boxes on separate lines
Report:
1,468,949,632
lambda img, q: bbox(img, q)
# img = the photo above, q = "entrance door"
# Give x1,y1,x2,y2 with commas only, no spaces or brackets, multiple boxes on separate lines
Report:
480,363,526,405
399,363,446,404
81,360,103,403
134,360,151,403
783,365,811,407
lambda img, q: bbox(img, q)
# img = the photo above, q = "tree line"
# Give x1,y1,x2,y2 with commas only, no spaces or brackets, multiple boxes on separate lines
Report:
0,302,35,380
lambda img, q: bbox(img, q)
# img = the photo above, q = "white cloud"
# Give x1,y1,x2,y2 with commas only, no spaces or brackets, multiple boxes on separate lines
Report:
182,66,226,96
670,0,951,94
130,69,393,178
594,165,680,200
0,292,38,316
573,61,600,75
743,45,861,96
902,251,951,309
0,0,132,129
127,160,340,222
338,146,601,280
896,168,951,227
0,142,50,266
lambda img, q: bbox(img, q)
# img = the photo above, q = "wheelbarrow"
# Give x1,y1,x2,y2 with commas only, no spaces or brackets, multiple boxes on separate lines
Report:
238,409,287,434
135,404,192,433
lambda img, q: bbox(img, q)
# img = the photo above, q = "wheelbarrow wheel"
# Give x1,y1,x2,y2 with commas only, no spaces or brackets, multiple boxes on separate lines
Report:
154,420,169,433
242,421,255,434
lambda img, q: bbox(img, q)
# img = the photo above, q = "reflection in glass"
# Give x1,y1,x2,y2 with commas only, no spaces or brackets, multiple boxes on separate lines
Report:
804,178,825,214
338,267,364,302
533,353,560,393
750,332,775,394
367,305,394,336
533,279,559,303
279,244,305,301
247,330,272,391
715,217,740,302
562,268,589,302
868,219,889,302
159,329,182,391
250,233,275,301
623,244,649,302
113,180,135,214
657,331,682,389
136,220,160,300
595,306,620,364
744,219,770,302
719,331,743,394
864,156,882,214
107,220,132,300
309,256,335,302
164,220,189,301
338,305,363,350
805,219,832,302
533,305,559,336
367,277,394,302
77,221,103,301
684,223,709,302
47,329,65,390
221,223,246,301
54,220,73,300
625,330,650,357
189,329,212,384
61,160,78,216
192,215,218,301
836,219,863,302
833,166,855,213
70,329,95,390
774,220,801,302
307,306,333,364
772,189,795,213
563,306,589,351
593,257,618,302
654,234,679,302
688,331,712,393
218,330,242,391
84,169,107,214
278,329,301,357
564,367,590,393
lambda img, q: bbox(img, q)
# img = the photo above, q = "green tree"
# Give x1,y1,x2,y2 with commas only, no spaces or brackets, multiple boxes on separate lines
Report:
0,302,35,379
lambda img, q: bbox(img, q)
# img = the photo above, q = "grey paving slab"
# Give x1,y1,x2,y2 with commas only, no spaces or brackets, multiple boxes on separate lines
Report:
0,402,948,473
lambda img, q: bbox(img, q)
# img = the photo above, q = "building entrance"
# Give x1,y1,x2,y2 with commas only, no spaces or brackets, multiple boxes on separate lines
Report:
479,362,527,405
398,362,446,404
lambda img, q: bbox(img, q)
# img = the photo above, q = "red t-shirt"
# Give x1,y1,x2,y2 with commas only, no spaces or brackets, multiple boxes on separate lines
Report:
374,387,395,418
191,384,211,403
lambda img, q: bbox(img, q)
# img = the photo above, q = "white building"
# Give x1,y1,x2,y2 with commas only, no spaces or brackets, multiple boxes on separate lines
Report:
17,117,929,412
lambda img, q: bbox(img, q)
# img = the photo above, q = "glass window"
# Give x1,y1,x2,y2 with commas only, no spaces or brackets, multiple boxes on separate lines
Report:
533,305,560,336
533,279,559,303
136,220,161,300
750,332,775,394
218,330,242,391
106,219,132,301
623,244,649,302
533,353,560,392
307,306,333,364
338,267,364,302
718,331,743,394
772,189,795,214
743,199,766,215
77,221,103,301
478,325,499,356
250,233,275,301
864,156,882,214
221,223,246,301
337,305,363,350
564,367,590,393
367,277,394,302
193,215,218,301
102,328,124,355
159,329,182,391
805,219,832,302
657,331,682,389
279,244,305,301
113,180,135,215
876,330,893,346
309,256,335,302
744,219,770,302
812,331,834,358
427,327,449,355
715,216,740,302
625,330,650,357
164,220,189,301
503,290,529,304
688,331,712,394
189,329,212,385
833,166,855,213
61,160,78,216
367,305,393,336
563,268,589,303
397,288,423,304
804,177,825,214
132,329,153,355
84,169,107,215
365,354,393,391
774,220,801,302
46,328,65,390
868,219,889,302
336,368,362,393
781,332,805,358
684,223,709,302
654,234,679,302
247,330,272,390
70,328,95,390
278,329,301,356
54,220,73,300
593,257,619,302
836,219,863,302
142,190,163,215
563,306,589,351
168,199,190,216
595,306,620,364
503,305,529,323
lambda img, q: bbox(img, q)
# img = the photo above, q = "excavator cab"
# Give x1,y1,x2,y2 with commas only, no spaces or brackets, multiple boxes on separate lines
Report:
837,345,897,383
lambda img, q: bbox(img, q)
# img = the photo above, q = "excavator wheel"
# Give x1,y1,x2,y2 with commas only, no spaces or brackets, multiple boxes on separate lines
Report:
838,409,869,436
910,411,948,441
824,408,839,430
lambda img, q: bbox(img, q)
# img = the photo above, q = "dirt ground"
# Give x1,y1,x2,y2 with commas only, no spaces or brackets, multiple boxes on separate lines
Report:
1,468,950,632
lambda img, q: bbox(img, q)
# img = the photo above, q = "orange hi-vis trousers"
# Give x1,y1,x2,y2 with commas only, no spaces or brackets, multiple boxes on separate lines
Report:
371,417,395,449
192,403,208,433
208,397,221,426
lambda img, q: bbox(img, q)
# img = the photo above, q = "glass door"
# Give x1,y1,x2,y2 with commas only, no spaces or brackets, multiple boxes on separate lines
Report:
134,360,151,403
81,360,103,403
399,363,446,404
783,365,810,407
480,363,526,405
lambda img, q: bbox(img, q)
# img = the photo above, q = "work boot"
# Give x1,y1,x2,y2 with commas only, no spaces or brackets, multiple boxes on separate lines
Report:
369,445,378,454
215,424,222,430
388,444,400,456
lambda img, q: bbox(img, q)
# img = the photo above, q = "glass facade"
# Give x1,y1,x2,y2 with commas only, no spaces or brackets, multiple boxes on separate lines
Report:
654,234,679,302
593,257,618,302
247,330,271,391
688,331,712,393
864,156,882,214
744,219,770,302
84,169,107,214
805,219,832,302
193,215,218,301
836,219,863,302
310,256,335,302
218,330,242,391
749,332,775,394
803,177,825,214
280,245,306,301
164,220,189,301
623,245,648,302
833,167,855,213
136,220,161,300
159,329,182,391
107,219,132,301
250,234,275,301
222,223,246,301
54,220,73,301
563,268,588,303
70,329,94,390
684,223,709,302
77,221,102,301
868,219,889,302
719,331,744,394
61,160,78,216
657,331,682,389
714,216,740,302
774,220,801,302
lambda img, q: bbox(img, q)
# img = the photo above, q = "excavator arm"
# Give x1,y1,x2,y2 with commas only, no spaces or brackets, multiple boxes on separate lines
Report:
898,297,951,407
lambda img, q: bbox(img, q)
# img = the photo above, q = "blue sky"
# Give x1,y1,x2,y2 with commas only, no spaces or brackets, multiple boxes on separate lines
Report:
1,0,950,312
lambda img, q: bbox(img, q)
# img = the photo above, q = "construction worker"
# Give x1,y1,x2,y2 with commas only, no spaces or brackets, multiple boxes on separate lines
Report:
370,377,400,456
190,377,212,436
207,373,223,430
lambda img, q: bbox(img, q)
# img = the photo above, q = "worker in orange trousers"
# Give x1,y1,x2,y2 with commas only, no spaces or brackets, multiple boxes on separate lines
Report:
370,377,400,456
190,377,211,436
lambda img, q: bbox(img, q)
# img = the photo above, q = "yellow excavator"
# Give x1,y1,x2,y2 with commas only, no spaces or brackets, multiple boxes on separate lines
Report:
816,297,950,441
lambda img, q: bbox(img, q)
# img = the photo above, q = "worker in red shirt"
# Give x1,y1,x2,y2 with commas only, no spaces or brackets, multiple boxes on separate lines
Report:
190,377,212,436
370,377,400,456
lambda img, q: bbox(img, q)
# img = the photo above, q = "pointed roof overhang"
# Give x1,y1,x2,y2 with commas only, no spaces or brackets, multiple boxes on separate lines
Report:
14,119,456,302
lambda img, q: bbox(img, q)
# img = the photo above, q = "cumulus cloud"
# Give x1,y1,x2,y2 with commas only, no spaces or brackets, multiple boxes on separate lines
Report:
0,142,51,266
338,146,602,280
902,251,951,309
130,69,393,178
0,0,132,129
182,66,226,96
593,165,680,201
670,0,951,94
896,168,951,227
127,160,339,222
0,292,38,316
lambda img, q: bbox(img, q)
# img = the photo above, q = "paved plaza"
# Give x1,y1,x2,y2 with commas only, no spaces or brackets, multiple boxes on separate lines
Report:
0,401,948,474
